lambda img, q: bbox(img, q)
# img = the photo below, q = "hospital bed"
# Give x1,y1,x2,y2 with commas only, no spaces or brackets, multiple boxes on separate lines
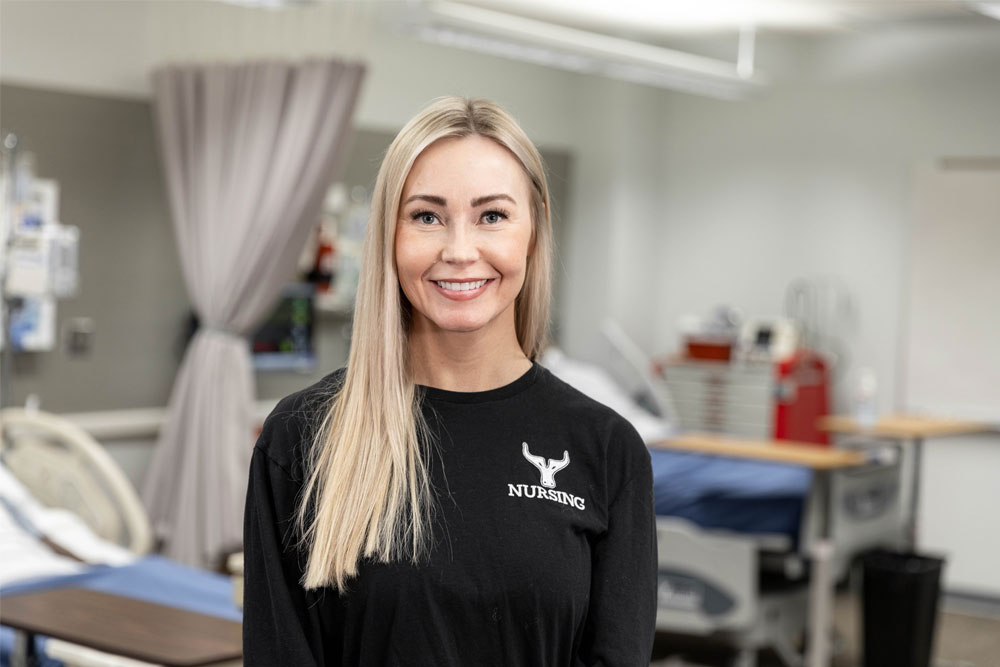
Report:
0,407,241,667
650,435,903,667
543,341,906,667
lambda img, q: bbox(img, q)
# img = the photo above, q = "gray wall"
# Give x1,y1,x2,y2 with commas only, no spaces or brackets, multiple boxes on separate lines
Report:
3,84,573,410
2,83,188,413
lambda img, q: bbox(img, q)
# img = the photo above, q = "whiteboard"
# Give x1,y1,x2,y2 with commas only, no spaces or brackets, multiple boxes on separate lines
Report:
903,163,1000,420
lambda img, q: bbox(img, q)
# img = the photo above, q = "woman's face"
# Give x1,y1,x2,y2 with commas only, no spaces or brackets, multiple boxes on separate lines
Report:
395,135,534,339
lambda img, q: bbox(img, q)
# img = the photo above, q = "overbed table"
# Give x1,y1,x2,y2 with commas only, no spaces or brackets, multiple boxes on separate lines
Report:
1,587,242,667
650,432,866,540
650,433,867,667
818,414,995,546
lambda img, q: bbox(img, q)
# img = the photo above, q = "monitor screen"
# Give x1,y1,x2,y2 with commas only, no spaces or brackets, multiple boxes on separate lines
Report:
755,326,773,347
251,283,317,372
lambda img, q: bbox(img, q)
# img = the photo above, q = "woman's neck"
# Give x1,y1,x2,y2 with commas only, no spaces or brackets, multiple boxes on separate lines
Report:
408,315,531,393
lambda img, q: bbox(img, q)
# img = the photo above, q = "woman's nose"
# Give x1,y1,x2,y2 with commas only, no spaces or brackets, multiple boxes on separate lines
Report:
441,223,478,265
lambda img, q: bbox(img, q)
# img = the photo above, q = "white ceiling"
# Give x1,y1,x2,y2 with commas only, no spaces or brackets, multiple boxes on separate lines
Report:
384,0,1000,97
4,1,996,102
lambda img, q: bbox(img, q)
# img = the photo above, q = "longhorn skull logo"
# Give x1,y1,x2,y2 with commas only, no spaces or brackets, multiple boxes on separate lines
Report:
522,442,570,489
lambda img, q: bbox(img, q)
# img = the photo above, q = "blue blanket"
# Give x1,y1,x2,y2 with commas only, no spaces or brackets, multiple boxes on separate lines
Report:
650,448,812,541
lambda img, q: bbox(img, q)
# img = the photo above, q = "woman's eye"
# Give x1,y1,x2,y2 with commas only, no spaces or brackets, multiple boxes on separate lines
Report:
482,210,508,224
414,212,438,225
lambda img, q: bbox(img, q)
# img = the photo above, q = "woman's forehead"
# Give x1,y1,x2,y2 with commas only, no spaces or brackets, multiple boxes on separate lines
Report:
402,135,530,203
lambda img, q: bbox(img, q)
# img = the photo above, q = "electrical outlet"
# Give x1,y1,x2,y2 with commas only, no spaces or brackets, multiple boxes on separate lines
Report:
63,317,94,357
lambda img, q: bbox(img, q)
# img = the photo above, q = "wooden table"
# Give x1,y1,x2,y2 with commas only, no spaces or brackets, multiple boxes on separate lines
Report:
651,432,866,470
650,433,868,667
0,588,242,667
819,414,995,545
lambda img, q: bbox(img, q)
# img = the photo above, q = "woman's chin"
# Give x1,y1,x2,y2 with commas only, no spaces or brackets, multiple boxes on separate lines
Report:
434,319,490,335
424,312,498,336
412,301,515,338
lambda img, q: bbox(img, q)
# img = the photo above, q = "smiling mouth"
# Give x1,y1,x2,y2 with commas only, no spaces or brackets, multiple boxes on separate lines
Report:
433,279,490,292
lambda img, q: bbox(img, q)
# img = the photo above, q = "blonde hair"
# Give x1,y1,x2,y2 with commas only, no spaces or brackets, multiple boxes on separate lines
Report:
297,97,553,590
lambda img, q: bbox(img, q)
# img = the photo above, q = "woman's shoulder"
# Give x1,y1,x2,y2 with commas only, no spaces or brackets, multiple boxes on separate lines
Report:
534,365,650,476
535,367,646,448
254,368,346,479
535,366,634,426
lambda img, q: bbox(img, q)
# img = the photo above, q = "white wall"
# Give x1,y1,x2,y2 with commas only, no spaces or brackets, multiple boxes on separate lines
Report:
558,80,664,358
651,23,1000,414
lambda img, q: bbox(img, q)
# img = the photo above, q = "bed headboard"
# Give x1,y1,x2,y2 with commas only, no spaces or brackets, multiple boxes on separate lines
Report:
0,407,153,555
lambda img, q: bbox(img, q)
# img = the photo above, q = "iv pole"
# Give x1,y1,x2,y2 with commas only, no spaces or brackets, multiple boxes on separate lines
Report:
0,132,20,411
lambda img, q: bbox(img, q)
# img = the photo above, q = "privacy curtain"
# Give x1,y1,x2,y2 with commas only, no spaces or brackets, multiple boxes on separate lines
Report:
143,59,365,567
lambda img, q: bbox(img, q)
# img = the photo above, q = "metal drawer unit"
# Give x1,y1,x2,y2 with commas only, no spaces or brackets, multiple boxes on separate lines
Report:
661,360,776,438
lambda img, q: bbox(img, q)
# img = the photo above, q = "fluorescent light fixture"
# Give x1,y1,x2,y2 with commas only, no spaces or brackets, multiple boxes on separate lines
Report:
215,0,317,8
970,1,1000,20
407,1,766,99
457,0,845,33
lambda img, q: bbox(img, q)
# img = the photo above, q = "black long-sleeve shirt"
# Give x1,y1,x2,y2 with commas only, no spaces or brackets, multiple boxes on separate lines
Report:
243,363,656,666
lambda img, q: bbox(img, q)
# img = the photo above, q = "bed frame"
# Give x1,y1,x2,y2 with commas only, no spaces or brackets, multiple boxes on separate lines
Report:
655,450,904,667
0,407,152,556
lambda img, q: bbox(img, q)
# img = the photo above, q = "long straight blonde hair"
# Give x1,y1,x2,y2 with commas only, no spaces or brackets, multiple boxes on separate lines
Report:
297,97,553,590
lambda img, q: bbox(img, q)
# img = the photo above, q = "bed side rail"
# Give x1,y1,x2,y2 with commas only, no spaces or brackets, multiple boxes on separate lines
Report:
655,516,758,634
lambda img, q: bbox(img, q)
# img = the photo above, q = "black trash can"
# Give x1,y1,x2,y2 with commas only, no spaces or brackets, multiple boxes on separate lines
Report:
861,549,945,667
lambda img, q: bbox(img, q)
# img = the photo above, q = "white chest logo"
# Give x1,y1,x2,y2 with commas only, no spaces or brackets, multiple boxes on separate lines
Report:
522,442,570,489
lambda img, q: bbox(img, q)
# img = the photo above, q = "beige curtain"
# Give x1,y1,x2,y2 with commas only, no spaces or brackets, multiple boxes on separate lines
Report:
143,58,365,567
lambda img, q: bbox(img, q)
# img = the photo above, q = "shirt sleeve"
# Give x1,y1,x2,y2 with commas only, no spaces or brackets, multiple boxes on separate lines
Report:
243,445,328,666
577,433,657,666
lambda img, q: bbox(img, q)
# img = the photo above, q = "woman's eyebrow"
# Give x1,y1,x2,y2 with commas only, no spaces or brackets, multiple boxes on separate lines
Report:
403,194,446,206
403,194,517,207
471,194,516,207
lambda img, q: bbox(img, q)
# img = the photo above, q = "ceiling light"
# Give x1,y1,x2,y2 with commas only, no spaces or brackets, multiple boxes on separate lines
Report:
455,0,846,32
970,1,1000,20
404,1,766,99
215,0,317,8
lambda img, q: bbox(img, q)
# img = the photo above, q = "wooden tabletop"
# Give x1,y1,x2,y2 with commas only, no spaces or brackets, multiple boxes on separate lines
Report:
0,588,241,667
650,432,867,469
818,414,995,439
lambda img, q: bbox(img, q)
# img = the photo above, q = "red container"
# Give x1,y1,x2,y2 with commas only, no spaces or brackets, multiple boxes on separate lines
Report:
774,350,831,446
686,338,733,361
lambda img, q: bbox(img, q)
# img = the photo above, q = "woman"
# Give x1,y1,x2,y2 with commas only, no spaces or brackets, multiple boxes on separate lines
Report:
243,97,656,666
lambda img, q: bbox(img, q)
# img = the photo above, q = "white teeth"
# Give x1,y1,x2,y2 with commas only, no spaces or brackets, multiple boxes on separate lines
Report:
435,279,488,291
